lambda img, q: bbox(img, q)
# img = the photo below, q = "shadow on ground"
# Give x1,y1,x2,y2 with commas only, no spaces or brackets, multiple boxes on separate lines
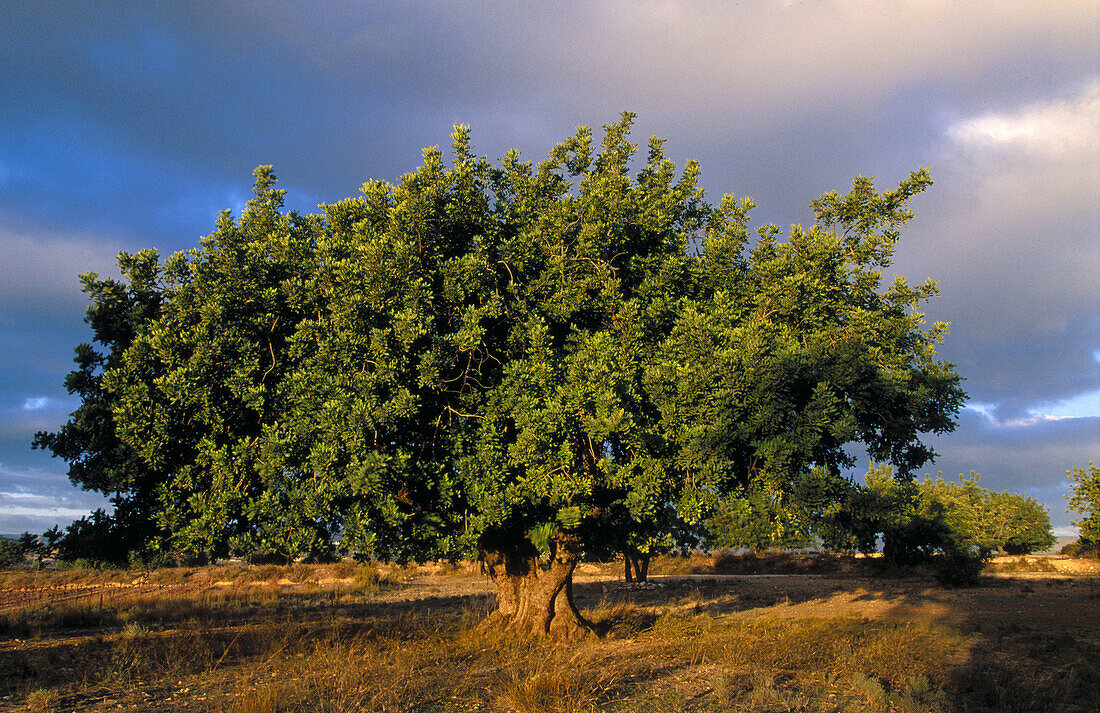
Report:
572,571,1100,712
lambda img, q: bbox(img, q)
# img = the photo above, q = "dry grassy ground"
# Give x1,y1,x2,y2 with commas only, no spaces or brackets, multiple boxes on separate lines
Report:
0,554,1097,712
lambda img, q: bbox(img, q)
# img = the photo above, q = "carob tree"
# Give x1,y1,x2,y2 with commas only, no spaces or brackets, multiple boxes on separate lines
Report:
38,114,964,639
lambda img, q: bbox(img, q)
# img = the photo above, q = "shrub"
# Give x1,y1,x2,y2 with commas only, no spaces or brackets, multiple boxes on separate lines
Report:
932,543,990,587
25,687,61,712
1061,539,1099,559
0,539,24,568
918,472,1055,555
880,495,989,585
986,557,1058,573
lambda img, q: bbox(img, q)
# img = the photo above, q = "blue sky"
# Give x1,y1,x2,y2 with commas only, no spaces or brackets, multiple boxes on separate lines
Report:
1,1,1097,535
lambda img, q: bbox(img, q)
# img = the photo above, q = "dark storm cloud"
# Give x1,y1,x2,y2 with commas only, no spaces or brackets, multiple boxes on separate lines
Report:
0,0,1096,532
894,79,1100,411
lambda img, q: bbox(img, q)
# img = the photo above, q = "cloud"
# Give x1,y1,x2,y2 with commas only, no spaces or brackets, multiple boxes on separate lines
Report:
923,412,1099,530
5,2,1096,208
948,80,1100,160
0,462,109,533
0,497,95,520
21,397,52,411
963,387,1100,427
894,79,1100,409
1030,389,1100,420
0,227,123,321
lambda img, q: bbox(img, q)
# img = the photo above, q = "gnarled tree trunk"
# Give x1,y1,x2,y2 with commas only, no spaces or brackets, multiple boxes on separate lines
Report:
480,535,594,641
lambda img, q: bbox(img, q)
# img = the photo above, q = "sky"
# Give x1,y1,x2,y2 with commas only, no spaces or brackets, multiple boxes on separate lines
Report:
0,1,1097,535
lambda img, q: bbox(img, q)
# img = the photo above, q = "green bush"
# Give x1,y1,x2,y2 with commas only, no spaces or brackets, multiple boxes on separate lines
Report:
0,539,24,568
932,543,990,587
1060,539,1099,559
56,557,106,571
1067,462,1100,542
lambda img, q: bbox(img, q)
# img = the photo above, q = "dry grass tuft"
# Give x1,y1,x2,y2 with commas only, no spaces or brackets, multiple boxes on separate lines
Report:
24,687,61,712
986,556,1059,573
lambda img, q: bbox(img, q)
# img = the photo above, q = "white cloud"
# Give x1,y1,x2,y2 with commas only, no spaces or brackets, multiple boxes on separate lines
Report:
959,386,1100,428
963,402,999,422
536,1,1097,129
0,463,108,532
898,79,1100,370
1027,388,1100,421
999,414,1066,428
948,79,1100,161
224,1,1100,145
21,397,52,411
0,502,93,519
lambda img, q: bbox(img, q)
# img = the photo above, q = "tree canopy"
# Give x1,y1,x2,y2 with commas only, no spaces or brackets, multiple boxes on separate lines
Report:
918,471,1054,555
1068,462,1099,543
36,114,965,636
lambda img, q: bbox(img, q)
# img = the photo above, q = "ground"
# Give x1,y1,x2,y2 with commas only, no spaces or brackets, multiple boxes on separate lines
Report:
0,553,1097,712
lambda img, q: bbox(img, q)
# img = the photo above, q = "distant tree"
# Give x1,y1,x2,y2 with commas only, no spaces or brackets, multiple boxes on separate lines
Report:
41,526,63,558
862,463,937,566
1067,462,1100,543
16,532,44,563
855,463,989,584
919,472,1055,554
989,492,1057,555
612,503,698,583
38,116,965,638
0,540,22,568
55,510,127,565
791,466,881,554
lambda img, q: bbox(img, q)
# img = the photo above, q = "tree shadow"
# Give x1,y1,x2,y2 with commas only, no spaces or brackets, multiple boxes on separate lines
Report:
573,573,886,617
927,575,1100,712
575,570,1100,711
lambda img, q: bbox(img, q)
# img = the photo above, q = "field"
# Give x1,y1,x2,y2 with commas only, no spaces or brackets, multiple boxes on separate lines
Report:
0,554,1097,712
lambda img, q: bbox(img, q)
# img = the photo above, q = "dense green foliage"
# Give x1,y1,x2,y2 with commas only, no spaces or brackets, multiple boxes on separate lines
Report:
36,115,964,569
32,250,166,564
0,531,57,568
918,471,1054,554
861,464,992,584
706,463,1051,584
0,539,23,568
1067,462,1099,544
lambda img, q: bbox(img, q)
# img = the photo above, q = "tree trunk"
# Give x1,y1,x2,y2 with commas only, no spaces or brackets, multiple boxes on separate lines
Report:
624,550,650,583
480,536,594,641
